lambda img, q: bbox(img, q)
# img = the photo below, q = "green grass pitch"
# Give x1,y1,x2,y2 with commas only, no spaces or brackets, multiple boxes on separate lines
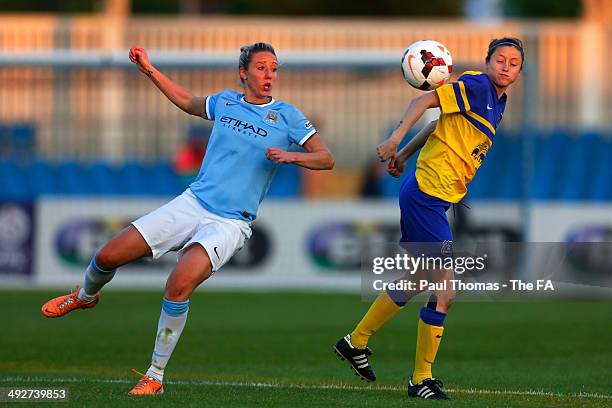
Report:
1,290,611,407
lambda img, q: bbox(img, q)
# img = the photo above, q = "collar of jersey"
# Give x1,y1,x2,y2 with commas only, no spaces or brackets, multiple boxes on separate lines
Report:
485,75,508,104
240,96,276,107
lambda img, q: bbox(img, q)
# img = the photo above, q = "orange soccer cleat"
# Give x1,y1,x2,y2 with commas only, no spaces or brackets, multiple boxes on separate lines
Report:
41,287,99,318
128,369,164,395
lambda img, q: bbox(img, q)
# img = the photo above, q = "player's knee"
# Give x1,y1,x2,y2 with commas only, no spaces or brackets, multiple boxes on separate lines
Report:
164,287,190,302
165,268,212,302
436,291,456,311
94,245,120,271
164,279,202,302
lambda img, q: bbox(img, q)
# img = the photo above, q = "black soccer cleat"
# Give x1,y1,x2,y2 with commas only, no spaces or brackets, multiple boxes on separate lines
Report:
333,334,376,382
408,377,451,400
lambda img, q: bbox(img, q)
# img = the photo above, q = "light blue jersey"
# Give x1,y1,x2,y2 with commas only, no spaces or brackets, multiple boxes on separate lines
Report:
189,89,316,221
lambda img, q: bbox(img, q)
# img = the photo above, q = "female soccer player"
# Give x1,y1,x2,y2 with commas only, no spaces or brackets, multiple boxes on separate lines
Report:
41,42,334,395
334,38,524,400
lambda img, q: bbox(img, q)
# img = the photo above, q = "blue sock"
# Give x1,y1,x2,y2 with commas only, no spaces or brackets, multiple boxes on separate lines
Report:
79,254,116,301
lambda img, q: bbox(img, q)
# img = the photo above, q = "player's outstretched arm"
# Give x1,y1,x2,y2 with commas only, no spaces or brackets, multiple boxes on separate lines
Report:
376,91,440,162
265,135,334,170
129,46,205,118
387,120,437,178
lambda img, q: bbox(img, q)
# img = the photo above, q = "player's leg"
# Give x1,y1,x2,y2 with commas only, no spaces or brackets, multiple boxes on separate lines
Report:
41,225,151,318
130,213,249,395
335,266,425,382
347,230,427,350
42,191,203,318
334,178,428,381
336,258,429,377
129,243,213,395
408,204,454,400
80,225,152,300
409,270,454,400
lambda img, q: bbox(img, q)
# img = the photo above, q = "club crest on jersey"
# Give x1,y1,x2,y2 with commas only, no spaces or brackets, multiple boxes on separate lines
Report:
441,240,454,257
471,142,489,164
304,121,313,129
265,111,278,125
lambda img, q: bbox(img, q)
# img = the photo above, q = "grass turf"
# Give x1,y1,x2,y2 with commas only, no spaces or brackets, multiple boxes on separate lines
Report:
1,290,611,407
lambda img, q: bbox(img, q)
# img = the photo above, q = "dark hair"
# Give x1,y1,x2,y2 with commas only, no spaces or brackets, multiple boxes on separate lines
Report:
238,42,276,84
486,37,525,69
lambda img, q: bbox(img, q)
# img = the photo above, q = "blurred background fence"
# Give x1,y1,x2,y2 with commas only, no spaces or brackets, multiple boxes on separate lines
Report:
0,12,610,195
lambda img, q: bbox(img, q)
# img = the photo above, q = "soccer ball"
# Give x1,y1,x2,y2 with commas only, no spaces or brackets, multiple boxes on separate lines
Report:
401,40,453,90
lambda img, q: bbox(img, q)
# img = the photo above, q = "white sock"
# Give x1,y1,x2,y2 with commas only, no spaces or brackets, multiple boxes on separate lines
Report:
146,302,189,383
77,288,97,303
146,365,165,383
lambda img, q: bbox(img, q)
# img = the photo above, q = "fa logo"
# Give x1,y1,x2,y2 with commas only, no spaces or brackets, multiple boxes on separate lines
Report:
471,142,489,164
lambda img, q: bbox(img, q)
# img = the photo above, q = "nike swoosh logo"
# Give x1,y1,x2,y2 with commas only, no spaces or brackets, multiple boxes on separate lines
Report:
44,308,54,315
436,334,442,338
213,246,220,259
487,104,493,110
226,102,238,106
407,54,416,77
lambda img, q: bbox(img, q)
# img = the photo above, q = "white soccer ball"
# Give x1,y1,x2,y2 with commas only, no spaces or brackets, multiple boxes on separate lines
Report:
401,40,453,90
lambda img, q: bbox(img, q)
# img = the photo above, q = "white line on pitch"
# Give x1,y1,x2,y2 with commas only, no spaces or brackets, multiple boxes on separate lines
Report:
0,376,610,400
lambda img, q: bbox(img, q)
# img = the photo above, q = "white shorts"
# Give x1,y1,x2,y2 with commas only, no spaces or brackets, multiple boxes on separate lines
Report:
132,189,252,271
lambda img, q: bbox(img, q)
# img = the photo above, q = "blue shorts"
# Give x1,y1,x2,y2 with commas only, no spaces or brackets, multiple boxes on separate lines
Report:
399,173,453,255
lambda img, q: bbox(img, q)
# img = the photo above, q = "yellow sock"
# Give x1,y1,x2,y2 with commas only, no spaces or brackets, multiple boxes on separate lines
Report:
350,290,404,349
412,307,446,383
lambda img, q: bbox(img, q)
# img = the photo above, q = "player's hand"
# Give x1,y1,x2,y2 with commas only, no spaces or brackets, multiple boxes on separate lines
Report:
387,156,405,178
266,147,295,164
376,138,398,162
129,46,154,77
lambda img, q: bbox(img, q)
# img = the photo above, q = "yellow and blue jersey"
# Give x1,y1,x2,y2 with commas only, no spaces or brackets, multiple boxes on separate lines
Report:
415,71,507,203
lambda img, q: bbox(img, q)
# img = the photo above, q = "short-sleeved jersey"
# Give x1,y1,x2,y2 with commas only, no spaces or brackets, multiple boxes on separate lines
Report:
415,71,507,203
189,89,316,221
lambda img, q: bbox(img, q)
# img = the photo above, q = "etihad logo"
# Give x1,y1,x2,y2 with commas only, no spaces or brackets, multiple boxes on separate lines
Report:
220,116,268,138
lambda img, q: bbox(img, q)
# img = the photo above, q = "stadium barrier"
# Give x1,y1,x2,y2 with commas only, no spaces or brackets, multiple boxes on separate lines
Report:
1,198,611,293
1,130,610,200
